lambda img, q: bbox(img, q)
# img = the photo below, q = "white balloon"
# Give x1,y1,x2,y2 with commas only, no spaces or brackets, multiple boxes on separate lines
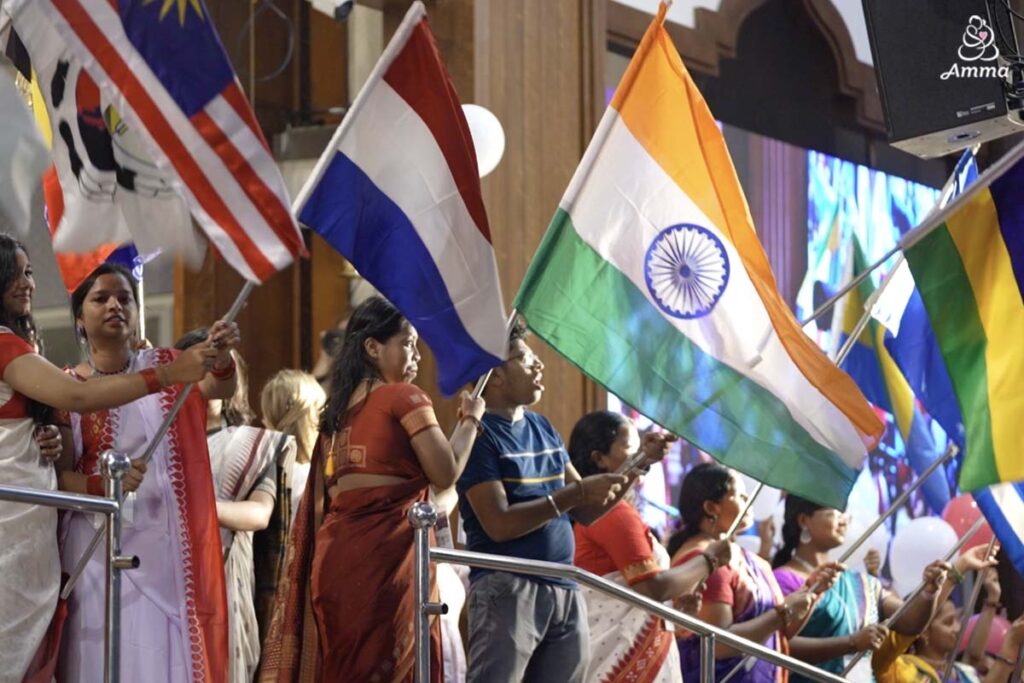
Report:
830,517,890,572
889,517,958,588
461,104,505,178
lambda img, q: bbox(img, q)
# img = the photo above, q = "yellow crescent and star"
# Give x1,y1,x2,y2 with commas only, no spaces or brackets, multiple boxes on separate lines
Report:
142,0,204,25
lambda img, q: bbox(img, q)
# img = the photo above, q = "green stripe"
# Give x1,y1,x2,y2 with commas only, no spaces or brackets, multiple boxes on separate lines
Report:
905,225,998,489
515,209,858,509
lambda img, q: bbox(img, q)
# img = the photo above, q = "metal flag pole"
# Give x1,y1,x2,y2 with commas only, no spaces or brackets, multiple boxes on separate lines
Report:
941,536,998,682
721,444,959,683
61,281,255,600
799,145,972,329
726,481,764,538
840,516,987,675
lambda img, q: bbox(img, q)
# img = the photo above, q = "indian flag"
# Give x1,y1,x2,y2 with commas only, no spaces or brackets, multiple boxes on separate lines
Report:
514,3,882,509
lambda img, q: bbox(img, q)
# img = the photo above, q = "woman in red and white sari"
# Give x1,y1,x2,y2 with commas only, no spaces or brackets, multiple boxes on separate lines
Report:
568,411,732,683
55,264,238,683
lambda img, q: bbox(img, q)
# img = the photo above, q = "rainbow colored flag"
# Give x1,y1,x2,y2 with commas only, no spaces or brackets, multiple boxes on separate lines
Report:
902,145,1024,492
515,2,882,509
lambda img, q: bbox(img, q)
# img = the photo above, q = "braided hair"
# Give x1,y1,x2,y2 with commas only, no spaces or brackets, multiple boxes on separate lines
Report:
771,494,824,568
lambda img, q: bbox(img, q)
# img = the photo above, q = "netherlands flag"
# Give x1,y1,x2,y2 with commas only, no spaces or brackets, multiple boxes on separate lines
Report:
8,0,306,283
974,482,1024,575
295,1,508,395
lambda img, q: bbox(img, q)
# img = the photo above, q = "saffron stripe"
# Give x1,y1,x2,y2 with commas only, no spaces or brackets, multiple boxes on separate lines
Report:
606,12,880,448
382,20,493,243
904,225,999,490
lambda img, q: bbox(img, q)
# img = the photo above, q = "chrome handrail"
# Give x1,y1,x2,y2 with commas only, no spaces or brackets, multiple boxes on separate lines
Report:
0,484,118,514
409,502,846,683
0,450,134,683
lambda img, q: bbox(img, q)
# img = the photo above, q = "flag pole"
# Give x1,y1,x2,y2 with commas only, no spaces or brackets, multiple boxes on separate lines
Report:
726,481,763,538
941,536,998,682
61,280,255,600
840,516,987,675
799,144,976,329
831,252,905,366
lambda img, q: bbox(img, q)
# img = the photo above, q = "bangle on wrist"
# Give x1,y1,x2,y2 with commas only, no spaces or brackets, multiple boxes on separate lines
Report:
700,550,719,575
847,634,856,654
948,566,964,584
577,479,586,505
211,358,236,380
545,494,561,518
86,474,105,497
984,600,1001,610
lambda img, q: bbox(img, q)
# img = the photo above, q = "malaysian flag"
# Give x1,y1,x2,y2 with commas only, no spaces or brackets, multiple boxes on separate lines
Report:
4,0,305,282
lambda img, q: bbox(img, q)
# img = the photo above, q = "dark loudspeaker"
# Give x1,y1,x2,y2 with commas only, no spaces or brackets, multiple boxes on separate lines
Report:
862,0,1023,158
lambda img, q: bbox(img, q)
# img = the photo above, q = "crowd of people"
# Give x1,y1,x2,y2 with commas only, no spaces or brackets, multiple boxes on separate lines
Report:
0,231,1022,683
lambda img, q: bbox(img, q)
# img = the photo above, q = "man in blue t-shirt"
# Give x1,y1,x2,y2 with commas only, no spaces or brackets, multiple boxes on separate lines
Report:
457,320,669,683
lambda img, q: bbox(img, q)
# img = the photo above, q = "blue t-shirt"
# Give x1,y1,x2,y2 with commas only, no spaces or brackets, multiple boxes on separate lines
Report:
456,411,575,587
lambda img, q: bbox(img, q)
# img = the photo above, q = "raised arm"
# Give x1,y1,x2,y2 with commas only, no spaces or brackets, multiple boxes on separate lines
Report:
4,344,216,413
410,392,486,490
568,432,671,525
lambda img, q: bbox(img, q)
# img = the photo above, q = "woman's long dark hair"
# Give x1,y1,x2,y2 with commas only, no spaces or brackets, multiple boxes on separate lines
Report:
568,411,628,478
771,494,824,568
70,263,139,342
320,296,407,435
0,235,51,423
666,462,733,558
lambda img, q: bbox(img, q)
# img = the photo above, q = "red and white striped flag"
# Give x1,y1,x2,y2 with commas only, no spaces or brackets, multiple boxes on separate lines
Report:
4,0,305,282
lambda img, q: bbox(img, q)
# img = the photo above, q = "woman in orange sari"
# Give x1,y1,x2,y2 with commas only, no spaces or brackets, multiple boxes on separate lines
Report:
260,296,485,682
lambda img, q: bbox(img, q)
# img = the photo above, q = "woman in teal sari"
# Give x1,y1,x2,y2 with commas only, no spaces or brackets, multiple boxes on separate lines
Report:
771,496,940,683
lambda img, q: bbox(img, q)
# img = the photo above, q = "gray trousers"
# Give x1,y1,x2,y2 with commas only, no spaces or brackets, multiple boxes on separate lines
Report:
466,571,590,683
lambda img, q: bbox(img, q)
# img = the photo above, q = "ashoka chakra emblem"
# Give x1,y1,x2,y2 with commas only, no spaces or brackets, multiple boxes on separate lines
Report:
644,224,730,319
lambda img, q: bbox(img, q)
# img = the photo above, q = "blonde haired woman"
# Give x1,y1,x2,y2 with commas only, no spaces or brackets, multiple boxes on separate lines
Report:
253,369,326,640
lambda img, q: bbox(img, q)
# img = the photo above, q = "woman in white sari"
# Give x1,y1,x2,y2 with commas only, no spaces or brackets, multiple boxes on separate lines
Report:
568,411,732,683
0,237,214,682
56,264,238,682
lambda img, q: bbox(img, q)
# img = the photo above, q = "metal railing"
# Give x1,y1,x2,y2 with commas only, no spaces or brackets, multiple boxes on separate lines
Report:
408,502,846,683
0,450,136,683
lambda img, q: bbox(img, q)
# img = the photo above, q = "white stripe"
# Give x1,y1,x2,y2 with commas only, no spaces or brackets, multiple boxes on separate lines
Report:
35,0,298,280
337,79,508,360
565,111,866,465
990,483,1024,540
499,446,565,460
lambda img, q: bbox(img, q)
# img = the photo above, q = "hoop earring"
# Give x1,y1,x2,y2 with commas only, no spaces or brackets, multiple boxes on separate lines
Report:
799,526,812,545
